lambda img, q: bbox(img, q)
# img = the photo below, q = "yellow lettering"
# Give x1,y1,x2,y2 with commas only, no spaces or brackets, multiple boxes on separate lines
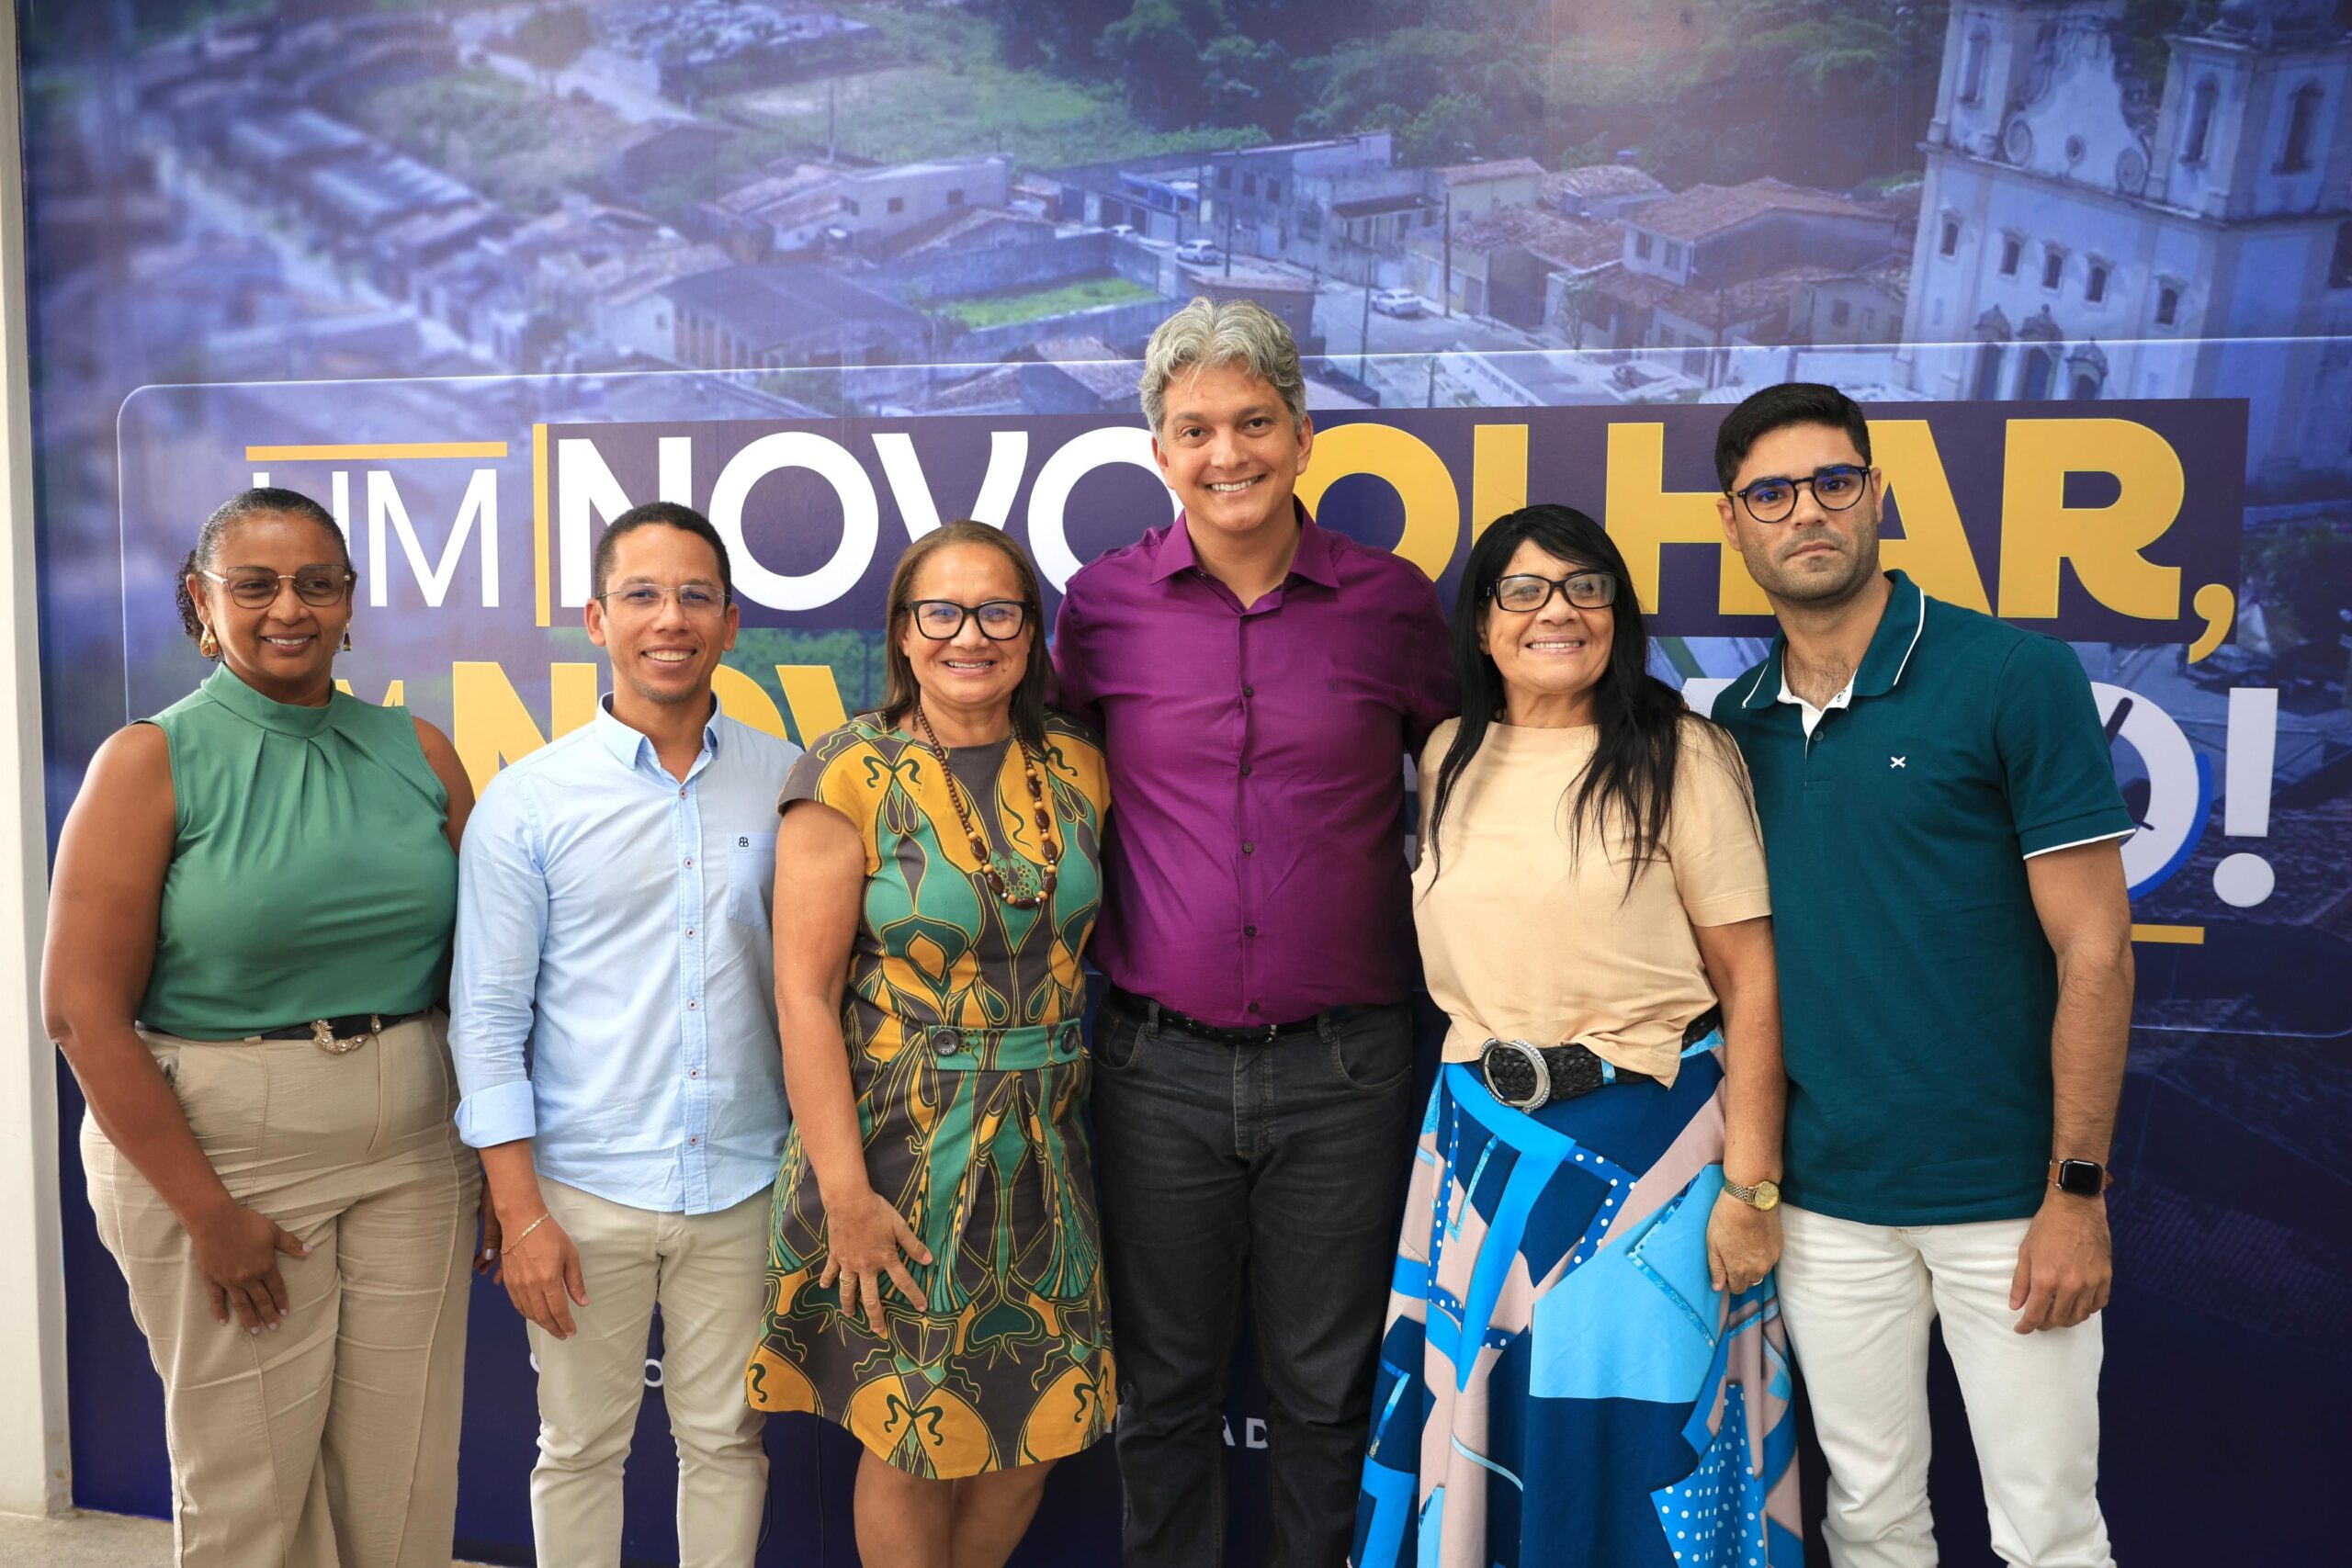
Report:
333,677,408,706
1603,423,1766,615
1866,421,1991,613
1470,424,1529,542
1996,419,2183,621
712,665,787,739
1295,423,1458,580
451,660,600,791
775,665,851,741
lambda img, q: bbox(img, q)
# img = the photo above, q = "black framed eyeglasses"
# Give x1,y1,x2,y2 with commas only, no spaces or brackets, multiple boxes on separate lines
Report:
201,568,355,609
1726,464,1872,524
905,599,1029,640
1488,570,1618,614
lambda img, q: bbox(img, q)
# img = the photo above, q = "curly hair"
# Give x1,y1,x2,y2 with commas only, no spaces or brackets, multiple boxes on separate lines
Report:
175,488,349,655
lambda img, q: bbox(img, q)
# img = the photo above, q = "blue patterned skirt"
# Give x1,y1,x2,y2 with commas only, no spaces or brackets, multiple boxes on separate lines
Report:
1353,1040,1803,1567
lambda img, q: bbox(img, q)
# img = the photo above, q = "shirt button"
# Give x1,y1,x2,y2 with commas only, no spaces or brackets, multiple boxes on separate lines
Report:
687,999,698,1010
1239,764,1252,777
688,1135,699,1145
684,857,695,868
678,786,686,797
1241,684,1255,698
685,928,696,939
1244,925,1257,937
689,1067,700,1078
1248,1003,1261,1014
1241,841,1255,854
937,1030,963,1055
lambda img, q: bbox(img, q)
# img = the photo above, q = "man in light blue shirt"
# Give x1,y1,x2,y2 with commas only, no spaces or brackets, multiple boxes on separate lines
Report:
451,502,798,1568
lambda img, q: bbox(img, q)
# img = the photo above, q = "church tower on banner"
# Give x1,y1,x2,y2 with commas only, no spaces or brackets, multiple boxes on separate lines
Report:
1899,0,2352,495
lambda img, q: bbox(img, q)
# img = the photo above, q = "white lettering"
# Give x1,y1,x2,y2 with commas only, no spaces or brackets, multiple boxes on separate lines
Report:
873,430,1032,537
1025,426,1173,591
367,468,498,608
707,432,879,612
556,439,635,610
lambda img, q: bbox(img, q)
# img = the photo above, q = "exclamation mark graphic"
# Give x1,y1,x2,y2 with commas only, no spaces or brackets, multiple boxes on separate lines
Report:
2213,688,2278,908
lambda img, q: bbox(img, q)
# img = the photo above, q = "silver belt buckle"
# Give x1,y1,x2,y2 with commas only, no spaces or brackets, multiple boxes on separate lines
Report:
310,1015,381,1055
1479,1038,1552,1111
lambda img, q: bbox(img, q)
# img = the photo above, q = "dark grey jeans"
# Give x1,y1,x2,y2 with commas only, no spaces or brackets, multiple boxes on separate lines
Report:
1091,995,1418,1568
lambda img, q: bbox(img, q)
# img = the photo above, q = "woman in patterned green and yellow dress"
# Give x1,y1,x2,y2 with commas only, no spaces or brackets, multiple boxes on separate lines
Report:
748,520,1113,1567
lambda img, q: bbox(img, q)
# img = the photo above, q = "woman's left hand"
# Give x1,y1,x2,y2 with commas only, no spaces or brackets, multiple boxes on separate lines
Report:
1707,1191,1782,1297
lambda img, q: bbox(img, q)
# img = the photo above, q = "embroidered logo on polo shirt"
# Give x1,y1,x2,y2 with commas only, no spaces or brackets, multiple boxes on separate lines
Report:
1889,756,1907,769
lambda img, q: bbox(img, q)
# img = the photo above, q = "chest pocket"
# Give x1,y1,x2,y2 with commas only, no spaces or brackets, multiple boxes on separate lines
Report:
726,831,777,931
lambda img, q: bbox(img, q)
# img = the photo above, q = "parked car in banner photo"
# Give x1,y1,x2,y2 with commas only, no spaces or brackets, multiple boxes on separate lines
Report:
1370,287,1425,318
1176,239,1223,265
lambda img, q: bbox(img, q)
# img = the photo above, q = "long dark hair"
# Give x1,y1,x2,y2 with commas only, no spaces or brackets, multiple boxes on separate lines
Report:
1425,504,1723,890
879,521,1052,752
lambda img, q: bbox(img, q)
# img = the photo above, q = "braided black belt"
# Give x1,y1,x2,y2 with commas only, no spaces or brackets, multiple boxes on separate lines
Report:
1477,1006,1723,1111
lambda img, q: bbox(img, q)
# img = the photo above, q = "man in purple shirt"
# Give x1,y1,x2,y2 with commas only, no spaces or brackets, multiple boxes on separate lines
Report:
1055,298,1455,1566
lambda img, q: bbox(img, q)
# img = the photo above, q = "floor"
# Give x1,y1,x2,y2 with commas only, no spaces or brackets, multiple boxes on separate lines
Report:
0,1509,497,1565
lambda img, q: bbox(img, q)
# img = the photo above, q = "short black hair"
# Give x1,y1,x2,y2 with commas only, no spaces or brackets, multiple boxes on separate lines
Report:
176,487,350,653
592,502,734,604
1713,382,1872,491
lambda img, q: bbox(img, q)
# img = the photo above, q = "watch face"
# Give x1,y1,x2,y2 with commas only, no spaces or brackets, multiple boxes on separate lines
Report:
1752,1179,1781,1212
2055,1159,2105,1197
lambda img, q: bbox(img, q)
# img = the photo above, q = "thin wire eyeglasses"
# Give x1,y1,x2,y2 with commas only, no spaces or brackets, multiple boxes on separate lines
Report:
200,569,355,609
904,600,1030,640
1726,465,1872,524
1488,570,1618,614
596,582,729,615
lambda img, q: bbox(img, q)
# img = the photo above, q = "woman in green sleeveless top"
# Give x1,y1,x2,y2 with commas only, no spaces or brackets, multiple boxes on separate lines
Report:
43,489,490,1568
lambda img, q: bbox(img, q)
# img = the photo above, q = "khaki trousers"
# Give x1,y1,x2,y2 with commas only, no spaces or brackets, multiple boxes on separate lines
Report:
83,1014,481,1568
525,1180,769,1568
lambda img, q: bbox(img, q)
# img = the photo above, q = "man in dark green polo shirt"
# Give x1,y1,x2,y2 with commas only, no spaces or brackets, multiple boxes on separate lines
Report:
1710,383,2135,1568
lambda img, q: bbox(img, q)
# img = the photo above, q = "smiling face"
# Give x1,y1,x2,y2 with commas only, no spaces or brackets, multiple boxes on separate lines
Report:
188,511,354,704
1716,421,1883,608
897,540,1035,734
1480,538,1617,727
584,522,740,718
1151,360,1314,548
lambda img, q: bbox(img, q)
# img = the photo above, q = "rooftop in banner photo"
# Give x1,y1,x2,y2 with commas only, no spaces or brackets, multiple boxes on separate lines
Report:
4,0,2332,479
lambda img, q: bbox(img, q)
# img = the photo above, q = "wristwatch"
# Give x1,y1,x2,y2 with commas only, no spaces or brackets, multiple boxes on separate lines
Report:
1723,1176,1781,1212
2049,1158,2111,1198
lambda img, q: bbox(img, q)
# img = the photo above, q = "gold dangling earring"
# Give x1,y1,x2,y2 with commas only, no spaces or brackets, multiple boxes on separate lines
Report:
198,625,220,660
340,626,353,653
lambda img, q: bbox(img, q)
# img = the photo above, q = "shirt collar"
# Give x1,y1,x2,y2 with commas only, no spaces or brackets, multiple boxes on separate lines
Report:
200,662,340,739
1739,570,1928,710
1148,497,1338,589
594,692,724,768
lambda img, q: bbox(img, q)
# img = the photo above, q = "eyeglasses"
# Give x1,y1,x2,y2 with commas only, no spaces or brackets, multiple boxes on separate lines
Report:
1726,464,1872,524
201,568,355,609
904,599,1030,640
596,582,729,615
1488,570,1618,614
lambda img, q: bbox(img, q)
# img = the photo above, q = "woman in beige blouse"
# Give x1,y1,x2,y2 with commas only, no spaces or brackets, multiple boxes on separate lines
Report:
1352,504,1804,1568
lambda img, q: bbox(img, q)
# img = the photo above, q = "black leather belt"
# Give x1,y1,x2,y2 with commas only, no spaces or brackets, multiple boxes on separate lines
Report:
1478,1006,1724,1111
1103,985,1348,1046
250,1010,419,1052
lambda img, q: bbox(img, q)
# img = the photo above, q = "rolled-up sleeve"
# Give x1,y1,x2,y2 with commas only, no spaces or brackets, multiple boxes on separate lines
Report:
448,773,548,1148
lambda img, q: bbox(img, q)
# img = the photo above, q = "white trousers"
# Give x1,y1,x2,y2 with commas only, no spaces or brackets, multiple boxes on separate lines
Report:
526,1180,770,1568
1775,1203,2114,1568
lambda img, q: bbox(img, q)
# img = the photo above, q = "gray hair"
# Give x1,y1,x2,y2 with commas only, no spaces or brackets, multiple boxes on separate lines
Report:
1138,297,1307,435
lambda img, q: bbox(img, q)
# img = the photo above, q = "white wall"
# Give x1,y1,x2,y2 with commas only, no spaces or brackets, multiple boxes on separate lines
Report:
0,1,73,1519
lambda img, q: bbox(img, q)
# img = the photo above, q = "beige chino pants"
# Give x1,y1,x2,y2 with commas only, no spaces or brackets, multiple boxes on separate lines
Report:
83,1013,481,1568
523,1180,768,1568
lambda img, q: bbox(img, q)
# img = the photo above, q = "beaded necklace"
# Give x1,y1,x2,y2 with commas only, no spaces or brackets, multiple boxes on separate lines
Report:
910,704,1062,908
